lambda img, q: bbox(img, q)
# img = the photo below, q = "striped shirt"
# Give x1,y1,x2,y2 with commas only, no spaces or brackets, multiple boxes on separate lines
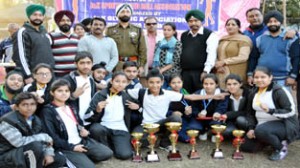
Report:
49,32,79,75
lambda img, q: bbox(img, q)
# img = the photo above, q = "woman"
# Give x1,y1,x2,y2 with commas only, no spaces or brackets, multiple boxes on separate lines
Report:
215,18,252,89
74,23,86,39
241,66,299,161
153,22,182,88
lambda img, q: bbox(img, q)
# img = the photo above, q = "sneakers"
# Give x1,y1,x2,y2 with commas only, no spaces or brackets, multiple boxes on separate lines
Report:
269,146,288,161
281,140,288,151
211,135,216,143
199,133,207,141
159,145,172,152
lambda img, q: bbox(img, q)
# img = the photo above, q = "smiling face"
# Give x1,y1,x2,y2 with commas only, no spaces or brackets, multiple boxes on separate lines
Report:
51,85,71,104
188,17,202,32
226,79,242,95
6,74,24,93
34,67,52,85
147,77,163,95
29,11,44,26
246,9,263,27
225,19,240,35
253,70,273,89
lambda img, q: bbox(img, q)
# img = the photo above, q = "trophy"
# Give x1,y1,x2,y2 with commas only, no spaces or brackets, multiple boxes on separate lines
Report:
232,130,245,160
143,123,160,162
131,132,143,162
211,125,227,159
165,122,182,161
187,130,200,159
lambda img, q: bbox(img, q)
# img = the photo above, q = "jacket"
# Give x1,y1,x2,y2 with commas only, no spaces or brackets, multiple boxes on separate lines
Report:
225,87,250,120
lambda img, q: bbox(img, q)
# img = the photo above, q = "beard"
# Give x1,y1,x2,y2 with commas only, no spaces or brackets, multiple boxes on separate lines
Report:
30,19,43,26
119,16,131,22
5,82,23,95
268,25,281,33
59,24,71,33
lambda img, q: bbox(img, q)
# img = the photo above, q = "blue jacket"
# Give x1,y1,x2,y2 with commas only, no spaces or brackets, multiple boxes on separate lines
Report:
0,86,13,117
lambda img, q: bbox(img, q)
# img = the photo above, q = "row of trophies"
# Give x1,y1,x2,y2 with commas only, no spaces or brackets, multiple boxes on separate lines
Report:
131,122,245,162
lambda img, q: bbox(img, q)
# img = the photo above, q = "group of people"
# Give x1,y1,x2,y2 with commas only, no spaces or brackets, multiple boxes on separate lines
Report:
0,2,299,167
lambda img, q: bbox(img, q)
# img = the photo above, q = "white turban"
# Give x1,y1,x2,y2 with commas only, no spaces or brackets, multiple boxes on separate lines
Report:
115,3,133,16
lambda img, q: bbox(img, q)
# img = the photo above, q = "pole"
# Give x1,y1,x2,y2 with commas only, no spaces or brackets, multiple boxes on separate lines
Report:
283,0,286,26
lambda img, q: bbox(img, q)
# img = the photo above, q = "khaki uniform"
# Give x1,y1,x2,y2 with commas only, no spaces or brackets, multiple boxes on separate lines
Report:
106,23,147,70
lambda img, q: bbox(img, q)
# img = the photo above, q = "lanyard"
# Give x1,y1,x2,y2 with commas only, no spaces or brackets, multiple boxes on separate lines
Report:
109,91,119,98
181,99,189,107
61,106,78,125
255,87,268,106
202,99,212,109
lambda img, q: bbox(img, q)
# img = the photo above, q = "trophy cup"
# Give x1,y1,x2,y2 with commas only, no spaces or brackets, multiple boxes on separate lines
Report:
187,130,200,159
143,123,160,162
232,130,245,160
165,122,182,161
211,125,227,159
131,132,143,162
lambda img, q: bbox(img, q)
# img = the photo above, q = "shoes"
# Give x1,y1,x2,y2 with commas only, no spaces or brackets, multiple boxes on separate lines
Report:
269,146,288,161
211,135,216,143
281,140,288,151
159,145,172,152
199,133,207,141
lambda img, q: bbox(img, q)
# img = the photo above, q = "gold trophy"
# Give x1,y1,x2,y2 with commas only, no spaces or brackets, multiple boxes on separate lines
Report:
187,130,200,159
143,123,160,162
211,125,227,159
232,130,245,160
131,132,143,162
165,122,182,161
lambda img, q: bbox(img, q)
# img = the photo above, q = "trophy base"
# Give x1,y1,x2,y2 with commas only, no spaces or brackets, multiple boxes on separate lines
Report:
132,154,143,162
168,151,182,161
232,151,244,160
145,151,160,162
211,149,224,159
188,150,200,159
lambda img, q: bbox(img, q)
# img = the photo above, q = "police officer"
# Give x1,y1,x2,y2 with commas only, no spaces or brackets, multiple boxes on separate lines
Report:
106,3,147,75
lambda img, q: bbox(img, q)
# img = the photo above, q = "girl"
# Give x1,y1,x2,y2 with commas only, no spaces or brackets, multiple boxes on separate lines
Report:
153,22,182,88
40,79,113,168
23,63,54,112
215,18,252,89
192,74,228,141
74,23,86,39
92,61,108,91
86,72,139,160
221,74,249,138
241,67,298,161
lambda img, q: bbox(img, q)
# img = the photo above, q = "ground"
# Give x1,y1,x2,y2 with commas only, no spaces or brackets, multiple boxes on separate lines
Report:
95,139,300,168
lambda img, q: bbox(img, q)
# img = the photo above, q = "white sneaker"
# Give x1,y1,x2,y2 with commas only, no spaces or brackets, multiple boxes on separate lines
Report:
199,133,207,141
211,135,216,143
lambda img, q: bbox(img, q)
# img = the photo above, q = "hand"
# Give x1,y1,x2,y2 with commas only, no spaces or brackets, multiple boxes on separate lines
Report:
246,130,255,139
215,61,225,68
73,144,88,153
43,155,54,166
213,93,229,100
184,106,192,115
36,96,45,104
283,29,296,39
200,71,207,81
216,67,226,74
96,101,108,113
212,112,221,121
247,76,254,86
138,67,144,77
96,82,107,90
126,100,140,110
25,77,34,85
173,111,183,117
286,77,296,86
221,114,227,121
260,103,269,112
198,113,206,118
10,104,16,110
80,128,90,137
73,82,90,98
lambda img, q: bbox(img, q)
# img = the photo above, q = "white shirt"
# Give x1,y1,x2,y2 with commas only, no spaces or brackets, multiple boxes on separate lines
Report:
188,26,219,73
230,95,243,111
127,89,183,124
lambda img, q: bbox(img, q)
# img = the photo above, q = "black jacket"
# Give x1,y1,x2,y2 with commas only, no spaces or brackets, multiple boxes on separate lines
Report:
225,88,250,120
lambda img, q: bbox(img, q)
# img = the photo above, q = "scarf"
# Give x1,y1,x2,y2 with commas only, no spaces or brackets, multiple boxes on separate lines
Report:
153,36,177,67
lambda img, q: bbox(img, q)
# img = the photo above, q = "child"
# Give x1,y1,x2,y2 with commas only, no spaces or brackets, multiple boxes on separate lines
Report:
0,92,65,168
23,63,54,113
40,79,113,168
86,72,139,160
92,61,108,91
123,61,143,90
192,74,228,142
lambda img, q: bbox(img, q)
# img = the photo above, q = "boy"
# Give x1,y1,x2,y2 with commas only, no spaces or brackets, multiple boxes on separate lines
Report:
123,61,143,89
0,92,65,167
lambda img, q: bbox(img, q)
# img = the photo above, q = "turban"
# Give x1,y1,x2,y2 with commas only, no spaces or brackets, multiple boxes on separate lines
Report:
26,4,45,18
54,10,75,24
115,3,133,16
264,10,283,24
92,62,107,71
185,10,205,22
6,68,24,80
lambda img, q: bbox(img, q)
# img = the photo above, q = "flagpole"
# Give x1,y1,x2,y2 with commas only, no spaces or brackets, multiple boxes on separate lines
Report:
283,0,286,27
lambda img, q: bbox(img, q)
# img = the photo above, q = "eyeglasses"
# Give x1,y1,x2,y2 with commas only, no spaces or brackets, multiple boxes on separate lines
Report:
36,72,51,77
146,23,157,26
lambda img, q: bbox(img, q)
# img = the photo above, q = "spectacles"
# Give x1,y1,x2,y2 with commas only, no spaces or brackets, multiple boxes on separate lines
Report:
36,72,51,77
146,23,157,26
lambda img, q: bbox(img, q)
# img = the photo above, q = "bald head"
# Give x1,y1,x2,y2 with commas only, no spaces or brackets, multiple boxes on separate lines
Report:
7,23,19,36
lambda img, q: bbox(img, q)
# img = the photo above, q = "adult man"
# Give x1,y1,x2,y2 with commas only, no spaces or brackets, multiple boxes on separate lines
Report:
64,51,96,126
78,17,118,72
181,10,218,93
106,3,147,74
0,70,24,117
144,17,163,70
244,8,296,85
0,23,19,63
0,92,66,168
49,10,79,77
248,10,299,90
12,4,54,84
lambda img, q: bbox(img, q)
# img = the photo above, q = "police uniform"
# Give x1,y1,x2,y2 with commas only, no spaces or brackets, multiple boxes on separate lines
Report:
106,23,147,70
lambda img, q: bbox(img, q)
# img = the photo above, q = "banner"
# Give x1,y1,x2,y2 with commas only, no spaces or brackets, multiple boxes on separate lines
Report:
55,0,260,33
